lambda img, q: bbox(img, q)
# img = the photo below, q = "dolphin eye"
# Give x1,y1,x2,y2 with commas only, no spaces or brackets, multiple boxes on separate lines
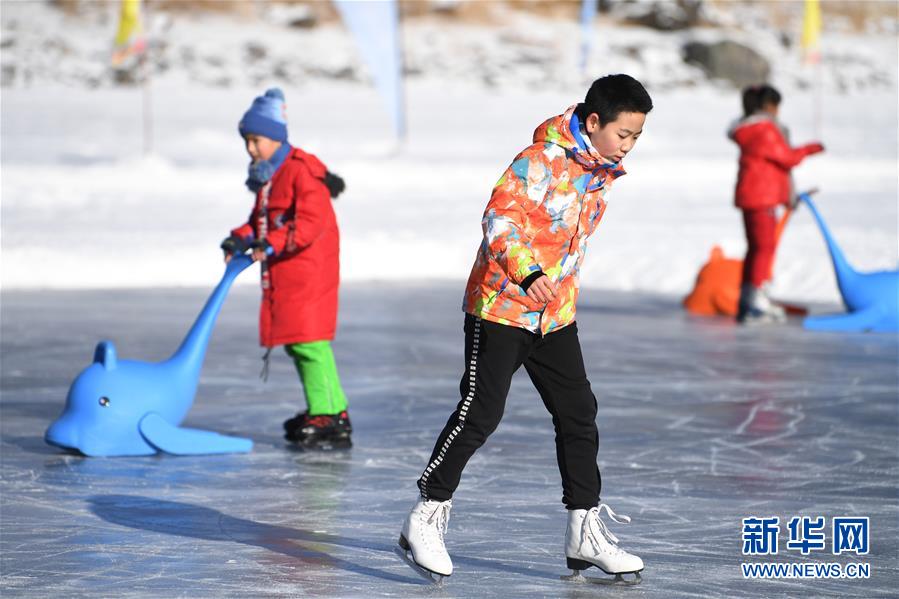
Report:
99,397,110,407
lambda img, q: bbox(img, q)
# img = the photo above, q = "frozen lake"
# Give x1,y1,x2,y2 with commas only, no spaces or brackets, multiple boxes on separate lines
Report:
1,282,896,597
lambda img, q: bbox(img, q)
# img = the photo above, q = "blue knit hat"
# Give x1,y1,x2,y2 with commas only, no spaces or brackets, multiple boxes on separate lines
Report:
238,88,288,142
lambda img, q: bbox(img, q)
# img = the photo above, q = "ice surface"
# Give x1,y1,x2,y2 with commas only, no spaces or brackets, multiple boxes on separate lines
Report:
2,3,897,595
1,283,896,597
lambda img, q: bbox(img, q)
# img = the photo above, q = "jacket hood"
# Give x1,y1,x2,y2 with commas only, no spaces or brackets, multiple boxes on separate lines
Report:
532,105,625,175
289,147,328,178
727,112,790,142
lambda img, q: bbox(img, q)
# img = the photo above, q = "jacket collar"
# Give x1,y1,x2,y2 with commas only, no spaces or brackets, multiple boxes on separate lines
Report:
533,105,626,181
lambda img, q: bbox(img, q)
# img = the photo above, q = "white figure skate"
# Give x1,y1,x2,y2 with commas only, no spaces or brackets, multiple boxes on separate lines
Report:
561,504,643,585
738,284,786,324
398,497,453,583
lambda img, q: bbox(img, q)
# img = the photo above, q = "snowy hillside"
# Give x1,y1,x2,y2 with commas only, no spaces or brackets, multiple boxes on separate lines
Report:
1,1,896,306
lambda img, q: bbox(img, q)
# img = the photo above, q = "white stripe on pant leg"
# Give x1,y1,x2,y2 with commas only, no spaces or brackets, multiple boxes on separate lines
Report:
419,318,481,498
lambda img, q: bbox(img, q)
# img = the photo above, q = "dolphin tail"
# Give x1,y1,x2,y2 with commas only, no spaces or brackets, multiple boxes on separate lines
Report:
803,306,886,332
139,413,253,455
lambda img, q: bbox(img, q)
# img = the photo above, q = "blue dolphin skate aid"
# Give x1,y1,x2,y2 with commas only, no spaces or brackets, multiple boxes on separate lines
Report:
45,254,256,456
800,194,898,333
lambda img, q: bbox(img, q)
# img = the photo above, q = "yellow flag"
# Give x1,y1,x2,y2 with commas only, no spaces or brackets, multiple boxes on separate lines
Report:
112,0,145,67
800,0,821,64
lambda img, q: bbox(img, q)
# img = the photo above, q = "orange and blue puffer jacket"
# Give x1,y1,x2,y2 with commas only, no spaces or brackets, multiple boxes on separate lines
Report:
463,105,626,335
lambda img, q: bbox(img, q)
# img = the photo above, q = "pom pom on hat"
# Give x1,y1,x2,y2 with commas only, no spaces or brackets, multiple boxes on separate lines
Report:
238,87,288,142
264,87,285,102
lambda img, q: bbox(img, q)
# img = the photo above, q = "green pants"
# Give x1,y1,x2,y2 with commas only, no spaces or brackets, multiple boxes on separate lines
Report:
284,341,348,416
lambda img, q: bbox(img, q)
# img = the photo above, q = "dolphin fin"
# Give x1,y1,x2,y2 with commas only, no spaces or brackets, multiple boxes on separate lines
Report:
139,413,253,455
803,307,884,332
93,341,117,370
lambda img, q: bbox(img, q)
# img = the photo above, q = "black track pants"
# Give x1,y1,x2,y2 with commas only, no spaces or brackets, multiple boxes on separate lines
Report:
417,314,601,510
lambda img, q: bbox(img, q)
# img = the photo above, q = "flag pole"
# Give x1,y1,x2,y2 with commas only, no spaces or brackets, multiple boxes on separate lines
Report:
141,0,152,156
579,0,597,76
801,0,823,140
813,59,822,141
112,0,151,156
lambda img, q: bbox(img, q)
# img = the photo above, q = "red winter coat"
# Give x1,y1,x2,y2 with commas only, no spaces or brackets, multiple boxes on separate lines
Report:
231,148,340,347
728,115,822,210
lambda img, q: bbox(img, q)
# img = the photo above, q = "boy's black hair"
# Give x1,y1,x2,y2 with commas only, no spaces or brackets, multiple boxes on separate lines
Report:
576,74,653,127
742,84,782,117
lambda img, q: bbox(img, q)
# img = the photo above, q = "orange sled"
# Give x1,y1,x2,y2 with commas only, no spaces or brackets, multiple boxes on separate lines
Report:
683,208,808,317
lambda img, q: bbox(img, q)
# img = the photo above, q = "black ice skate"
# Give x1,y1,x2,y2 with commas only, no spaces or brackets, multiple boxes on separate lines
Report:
284,411,352,450
282,411,307,436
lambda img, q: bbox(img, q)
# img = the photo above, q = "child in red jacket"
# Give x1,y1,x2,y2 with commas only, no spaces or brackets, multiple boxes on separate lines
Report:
728,84,824,323
221,88,351,449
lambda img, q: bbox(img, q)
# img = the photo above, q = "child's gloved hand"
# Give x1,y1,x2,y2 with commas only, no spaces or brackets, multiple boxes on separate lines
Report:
805,142,825,155
250,239,274,262
220,235,249,260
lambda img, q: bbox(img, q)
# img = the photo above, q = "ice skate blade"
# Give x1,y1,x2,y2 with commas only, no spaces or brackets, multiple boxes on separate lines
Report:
286,438,352,452
738,313,783,326
561,566,642,586
395,536,450,585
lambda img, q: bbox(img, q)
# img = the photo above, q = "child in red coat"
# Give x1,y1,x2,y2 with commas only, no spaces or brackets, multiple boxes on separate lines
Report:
221,88,351,449
728,84,824,323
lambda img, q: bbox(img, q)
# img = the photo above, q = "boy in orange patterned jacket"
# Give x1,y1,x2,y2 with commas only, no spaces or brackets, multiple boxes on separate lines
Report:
399,75,653,583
